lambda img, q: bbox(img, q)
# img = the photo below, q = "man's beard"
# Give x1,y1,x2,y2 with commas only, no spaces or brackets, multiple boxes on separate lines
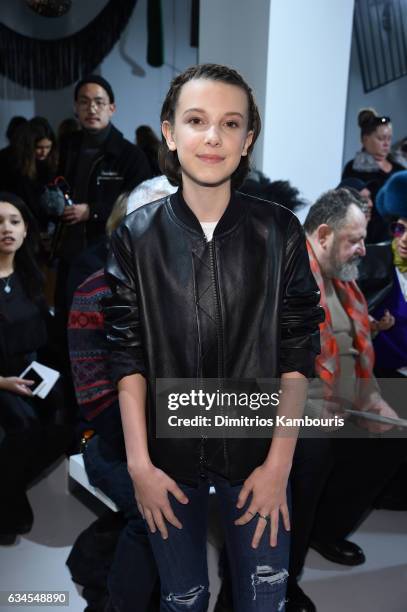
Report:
328,252,362,281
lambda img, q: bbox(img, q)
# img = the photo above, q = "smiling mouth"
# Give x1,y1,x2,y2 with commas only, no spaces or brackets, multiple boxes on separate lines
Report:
197,155,225,164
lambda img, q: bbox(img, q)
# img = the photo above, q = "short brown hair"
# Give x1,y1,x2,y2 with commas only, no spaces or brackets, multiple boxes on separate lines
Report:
159,64,261,188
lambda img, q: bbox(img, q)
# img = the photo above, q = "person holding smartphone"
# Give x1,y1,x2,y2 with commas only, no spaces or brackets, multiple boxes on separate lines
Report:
0,192,73,544
104,64,323,611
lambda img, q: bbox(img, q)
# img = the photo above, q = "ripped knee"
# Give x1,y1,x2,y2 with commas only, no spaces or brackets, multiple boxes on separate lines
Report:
165,584,208,607
251,565,289,603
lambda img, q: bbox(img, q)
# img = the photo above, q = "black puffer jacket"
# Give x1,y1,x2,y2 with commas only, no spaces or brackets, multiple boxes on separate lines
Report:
103,191,323,484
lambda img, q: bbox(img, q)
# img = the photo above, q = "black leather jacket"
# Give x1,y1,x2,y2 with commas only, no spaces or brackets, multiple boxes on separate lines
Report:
103,191,323,484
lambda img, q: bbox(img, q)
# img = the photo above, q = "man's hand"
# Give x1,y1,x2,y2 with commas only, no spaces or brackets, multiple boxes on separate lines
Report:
0,376,34,396
369,310,395,336
359,392,399,433
129,463,189,539
306,379,346,425
62,203,90,225
234,463,290,548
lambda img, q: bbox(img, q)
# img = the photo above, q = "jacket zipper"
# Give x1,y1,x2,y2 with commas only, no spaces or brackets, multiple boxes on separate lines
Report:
208,239,229,476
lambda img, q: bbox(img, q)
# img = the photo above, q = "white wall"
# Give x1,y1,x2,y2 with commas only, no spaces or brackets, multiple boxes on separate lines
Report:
263,0,355,206
0,0,197,147
343,30,407,166
198,0,270,169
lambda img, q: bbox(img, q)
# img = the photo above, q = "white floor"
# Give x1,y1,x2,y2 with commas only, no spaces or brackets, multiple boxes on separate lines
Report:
0,459,406,612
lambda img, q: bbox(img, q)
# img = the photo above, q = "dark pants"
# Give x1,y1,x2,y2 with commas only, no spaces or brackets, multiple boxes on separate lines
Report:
288,438,332,583
0,388,74,514
148,473,291,612
83,435,158,612
289,436,407,583
312,437,407,541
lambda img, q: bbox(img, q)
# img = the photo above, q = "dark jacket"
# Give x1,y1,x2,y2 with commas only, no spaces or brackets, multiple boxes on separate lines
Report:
357,242,394,312
103,191,323,484
59,125,152,247
342,157,403,243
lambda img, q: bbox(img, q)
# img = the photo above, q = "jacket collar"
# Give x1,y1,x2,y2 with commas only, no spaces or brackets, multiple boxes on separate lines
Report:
69,123,124,158
169,188,246,237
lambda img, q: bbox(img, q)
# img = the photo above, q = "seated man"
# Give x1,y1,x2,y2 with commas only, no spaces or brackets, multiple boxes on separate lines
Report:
286,188,406,612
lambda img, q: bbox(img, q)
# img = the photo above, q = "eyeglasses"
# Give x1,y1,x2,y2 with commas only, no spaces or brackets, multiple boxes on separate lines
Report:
77,98,109,110
390,222,407,237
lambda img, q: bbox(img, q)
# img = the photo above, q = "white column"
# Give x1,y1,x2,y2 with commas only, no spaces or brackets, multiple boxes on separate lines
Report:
199,0,355,205
263,0,355,204
199,0,270,169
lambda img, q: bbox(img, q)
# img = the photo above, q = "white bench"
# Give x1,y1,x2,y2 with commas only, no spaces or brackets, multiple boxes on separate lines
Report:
68,453,216,512
68,453,119,512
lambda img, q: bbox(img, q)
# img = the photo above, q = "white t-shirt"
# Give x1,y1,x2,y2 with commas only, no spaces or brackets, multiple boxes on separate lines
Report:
200,221,218,242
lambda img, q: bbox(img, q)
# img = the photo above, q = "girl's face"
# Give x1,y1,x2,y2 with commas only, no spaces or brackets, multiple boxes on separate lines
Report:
162,79,253,188
0,202,27,257
362,124,392,159
394,218,407,260
35,138,53,161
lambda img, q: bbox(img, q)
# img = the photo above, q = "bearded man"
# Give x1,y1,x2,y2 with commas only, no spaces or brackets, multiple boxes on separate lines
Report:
285,188,405,612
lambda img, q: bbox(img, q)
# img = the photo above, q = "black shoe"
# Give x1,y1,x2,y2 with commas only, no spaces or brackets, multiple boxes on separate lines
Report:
286,583,316,612
11,493,34,534
310,538,365,566
0,493,33,539
0,533,18,546
374,494,407,511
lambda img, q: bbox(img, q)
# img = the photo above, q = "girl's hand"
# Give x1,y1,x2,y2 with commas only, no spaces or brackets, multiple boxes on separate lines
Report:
0,376,34,396
235,463,290,549
129,463,189,539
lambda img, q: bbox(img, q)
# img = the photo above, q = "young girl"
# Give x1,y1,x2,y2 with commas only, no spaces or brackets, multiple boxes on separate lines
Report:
104,64,322,611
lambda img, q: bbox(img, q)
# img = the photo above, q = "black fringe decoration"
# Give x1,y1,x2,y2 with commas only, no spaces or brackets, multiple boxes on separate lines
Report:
147,0,163,68
190,0,199,48
0,0,138,90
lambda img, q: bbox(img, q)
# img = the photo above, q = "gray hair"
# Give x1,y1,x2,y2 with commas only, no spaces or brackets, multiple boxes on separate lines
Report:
303,188,364,235
126,175,177,215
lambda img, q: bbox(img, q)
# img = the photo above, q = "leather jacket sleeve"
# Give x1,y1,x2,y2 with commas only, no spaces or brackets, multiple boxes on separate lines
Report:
280,215,324,377
103,224,146,385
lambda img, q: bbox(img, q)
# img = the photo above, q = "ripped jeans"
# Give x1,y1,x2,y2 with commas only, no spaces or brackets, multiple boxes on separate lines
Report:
148,472,290,612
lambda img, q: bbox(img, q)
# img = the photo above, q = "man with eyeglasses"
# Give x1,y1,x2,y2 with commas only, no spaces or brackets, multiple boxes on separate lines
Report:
59,74,151,247
55,75,151,317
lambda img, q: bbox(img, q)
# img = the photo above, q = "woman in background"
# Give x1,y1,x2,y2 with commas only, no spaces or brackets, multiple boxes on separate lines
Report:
135,125,161,176
0,192,72,544
342,108,403,243
3,118,58,229
358,171,407,378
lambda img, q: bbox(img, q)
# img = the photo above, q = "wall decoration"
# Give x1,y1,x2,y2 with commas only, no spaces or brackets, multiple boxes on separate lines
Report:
26,0,72,18
355,0,407,92
0,0,137,89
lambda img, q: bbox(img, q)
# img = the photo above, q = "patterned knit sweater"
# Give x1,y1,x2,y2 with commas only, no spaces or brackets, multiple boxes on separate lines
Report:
68,269,117,421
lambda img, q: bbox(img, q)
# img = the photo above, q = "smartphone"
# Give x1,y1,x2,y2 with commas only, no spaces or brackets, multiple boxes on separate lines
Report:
21,367,44,394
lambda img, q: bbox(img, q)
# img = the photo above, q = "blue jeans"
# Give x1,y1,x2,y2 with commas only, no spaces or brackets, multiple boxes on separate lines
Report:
84,435,158,612
148,472,290,612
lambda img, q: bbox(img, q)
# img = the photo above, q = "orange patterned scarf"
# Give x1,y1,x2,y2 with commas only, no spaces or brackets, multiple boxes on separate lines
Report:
306,240,374,389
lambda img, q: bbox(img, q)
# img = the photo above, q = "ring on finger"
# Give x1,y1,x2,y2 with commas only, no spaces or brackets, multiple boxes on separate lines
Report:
247,510,256,518
259,514,270,522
